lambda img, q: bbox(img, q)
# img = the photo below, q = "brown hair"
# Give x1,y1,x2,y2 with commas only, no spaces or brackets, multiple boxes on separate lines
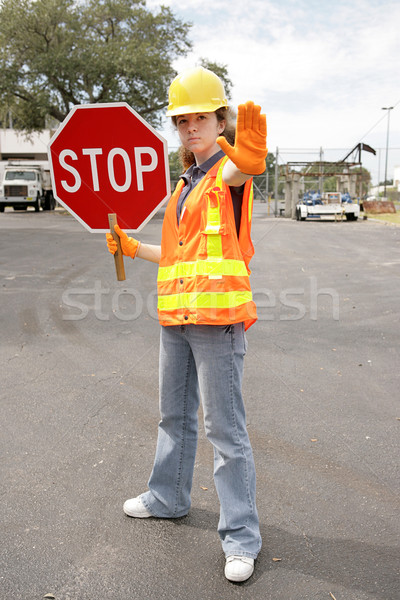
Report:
172,107,236,171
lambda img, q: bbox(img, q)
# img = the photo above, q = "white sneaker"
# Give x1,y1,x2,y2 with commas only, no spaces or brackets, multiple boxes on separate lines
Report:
224,556,254,582
123,496,153,518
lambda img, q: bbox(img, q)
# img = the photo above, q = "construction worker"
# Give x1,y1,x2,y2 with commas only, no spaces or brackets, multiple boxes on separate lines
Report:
106,66,267,582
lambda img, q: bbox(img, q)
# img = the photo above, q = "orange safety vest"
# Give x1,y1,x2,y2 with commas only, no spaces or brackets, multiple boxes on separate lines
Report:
157,156,257,330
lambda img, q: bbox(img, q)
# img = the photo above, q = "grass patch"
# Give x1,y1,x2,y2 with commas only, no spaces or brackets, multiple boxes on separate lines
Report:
365,212,400,225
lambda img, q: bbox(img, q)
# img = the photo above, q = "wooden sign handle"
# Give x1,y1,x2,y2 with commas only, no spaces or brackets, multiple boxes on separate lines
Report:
108,213,126,281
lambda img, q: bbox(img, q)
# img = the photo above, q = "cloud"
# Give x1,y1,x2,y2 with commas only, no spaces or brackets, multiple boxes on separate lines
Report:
150,0,400,180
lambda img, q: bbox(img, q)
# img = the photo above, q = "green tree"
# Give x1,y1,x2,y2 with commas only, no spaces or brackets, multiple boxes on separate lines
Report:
0,0,192,131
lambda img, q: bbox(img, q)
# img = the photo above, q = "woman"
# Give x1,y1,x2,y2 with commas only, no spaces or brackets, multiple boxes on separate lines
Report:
107,66,267,582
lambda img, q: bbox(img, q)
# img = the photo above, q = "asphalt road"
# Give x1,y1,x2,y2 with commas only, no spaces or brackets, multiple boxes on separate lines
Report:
1,206,399,600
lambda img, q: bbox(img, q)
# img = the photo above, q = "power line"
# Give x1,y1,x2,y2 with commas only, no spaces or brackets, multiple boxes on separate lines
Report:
357,98,400,143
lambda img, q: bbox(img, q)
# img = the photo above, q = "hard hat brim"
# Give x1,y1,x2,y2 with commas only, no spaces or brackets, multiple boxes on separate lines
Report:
166,99,228,117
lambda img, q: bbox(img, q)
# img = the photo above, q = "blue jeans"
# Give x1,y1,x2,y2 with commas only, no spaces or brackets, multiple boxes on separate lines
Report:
140,323,262,559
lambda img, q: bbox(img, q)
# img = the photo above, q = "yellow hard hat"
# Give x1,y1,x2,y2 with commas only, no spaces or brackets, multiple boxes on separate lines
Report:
166,66,228,117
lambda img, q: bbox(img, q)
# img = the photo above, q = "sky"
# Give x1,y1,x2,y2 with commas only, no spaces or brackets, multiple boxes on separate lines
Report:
148,0,400,186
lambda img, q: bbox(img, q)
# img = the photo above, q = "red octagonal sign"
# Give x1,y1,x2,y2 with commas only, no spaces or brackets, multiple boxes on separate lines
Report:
48,103,170,232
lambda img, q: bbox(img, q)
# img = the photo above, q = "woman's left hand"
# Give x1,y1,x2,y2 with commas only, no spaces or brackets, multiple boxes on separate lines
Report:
106,225,140,259
217,101,267,175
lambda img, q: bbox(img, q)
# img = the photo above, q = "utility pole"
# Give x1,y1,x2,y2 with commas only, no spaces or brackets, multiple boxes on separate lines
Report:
382,106,394,198
319,147,324,194
274,147,279,216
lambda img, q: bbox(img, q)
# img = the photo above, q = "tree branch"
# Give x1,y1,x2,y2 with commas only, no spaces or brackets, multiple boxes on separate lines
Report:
140,101,168,115
48,105,67,122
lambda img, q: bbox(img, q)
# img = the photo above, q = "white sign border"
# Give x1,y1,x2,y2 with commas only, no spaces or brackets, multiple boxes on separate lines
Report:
48,102,171,233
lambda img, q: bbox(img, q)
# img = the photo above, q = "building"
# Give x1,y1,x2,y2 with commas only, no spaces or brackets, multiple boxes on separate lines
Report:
0,129,52,161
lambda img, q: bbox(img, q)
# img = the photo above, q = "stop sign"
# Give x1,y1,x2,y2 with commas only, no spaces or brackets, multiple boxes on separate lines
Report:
48,103,170,232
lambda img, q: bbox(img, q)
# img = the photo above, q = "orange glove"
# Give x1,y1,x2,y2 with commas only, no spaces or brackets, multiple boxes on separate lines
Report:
217,101,267,175
106,225,140,259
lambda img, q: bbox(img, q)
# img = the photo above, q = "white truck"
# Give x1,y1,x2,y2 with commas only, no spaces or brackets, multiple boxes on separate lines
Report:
0,162,56,212
296,191,360,221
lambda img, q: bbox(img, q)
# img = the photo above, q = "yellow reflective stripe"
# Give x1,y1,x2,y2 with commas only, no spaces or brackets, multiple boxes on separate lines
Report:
203,160,227,235
207,233,222,258
158,259,248,281
203,158,228,256
216,156,228,187
158,290,253,311
204,195,223,256
248,183,253,222
204,202,221,234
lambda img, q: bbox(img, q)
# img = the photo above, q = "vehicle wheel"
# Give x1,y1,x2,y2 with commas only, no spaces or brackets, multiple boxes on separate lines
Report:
35,194,40,212
44,193,56,211
43,193,51,210
296,208,300,221
0,206,4,213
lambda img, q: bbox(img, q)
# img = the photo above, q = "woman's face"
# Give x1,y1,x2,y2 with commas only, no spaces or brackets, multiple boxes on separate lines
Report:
176,112,225,164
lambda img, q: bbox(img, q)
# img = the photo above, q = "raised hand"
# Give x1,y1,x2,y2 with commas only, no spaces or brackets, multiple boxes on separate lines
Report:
217,101,267,175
